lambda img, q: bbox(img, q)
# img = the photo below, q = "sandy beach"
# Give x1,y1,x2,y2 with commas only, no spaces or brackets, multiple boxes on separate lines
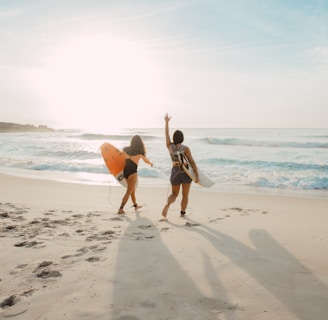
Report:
0,173,327,320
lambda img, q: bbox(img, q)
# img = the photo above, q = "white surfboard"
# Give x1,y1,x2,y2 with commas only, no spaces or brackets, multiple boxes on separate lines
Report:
177,152,214,188
183,165,214,188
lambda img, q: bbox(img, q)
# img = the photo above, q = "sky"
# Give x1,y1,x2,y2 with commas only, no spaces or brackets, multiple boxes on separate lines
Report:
1,0,328,131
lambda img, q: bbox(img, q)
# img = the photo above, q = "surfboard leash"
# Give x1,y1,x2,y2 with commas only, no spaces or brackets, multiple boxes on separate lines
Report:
106,184,119,210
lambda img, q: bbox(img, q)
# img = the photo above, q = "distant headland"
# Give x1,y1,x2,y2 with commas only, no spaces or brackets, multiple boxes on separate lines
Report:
0,122,55,133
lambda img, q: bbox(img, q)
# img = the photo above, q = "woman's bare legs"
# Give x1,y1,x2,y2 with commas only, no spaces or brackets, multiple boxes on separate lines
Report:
161,184,180,219
131,189,142,211
180,183,191,216
118,173,138,214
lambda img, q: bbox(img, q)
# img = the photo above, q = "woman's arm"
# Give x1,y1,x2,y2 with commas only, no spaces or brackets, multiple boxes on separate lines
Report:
164,113,172,148
141,155,153,167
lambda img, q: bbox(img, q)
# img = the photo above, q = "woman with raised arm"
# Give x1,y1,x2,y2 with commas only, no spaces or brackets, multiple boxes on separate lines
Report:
161,113,199,220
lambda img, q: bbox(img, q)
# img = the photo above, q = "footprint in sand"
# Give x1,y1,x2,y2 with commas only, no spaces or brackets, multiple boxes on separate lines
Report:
63,244,108,260
61,253,83,259
226,207,269,216
14,240,44,248
0,212,9,218
85,229,117,242
4,225,17,231
72,213,84,219
32,261,53,273
30,261,62,279
0,295,30,317
128,232,155,241
36,270,62,279
185,222,200,227
58,232,70,237
85,256,101,263
110,217,124,221
138,225,154,229
209,217,225,223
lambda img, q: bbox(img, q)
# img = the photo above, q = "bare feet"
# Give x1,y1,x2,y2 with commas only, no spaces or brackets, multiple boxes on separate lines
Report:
134,204,143,211
117,208,125,214
161,204,169,220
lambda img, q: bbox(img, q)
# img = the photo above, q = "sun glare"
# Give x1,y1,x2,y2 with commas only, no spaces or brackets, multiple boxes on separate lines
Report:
31,35,163,131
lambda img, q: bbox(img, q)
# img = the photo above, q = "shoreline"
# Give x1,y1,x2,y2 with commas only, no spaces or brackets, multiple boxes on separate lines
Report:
1,168,327,200
1,173,328,319
1,127,327,195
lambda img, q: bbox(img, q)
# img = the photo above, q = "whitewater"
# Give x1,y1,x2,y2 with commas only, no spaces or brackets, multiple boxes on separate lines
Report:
0,128,327,198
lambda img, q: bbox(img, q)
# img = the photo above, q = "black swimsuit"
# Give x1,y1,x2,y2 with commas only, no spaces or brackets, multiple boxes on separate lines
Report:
124,158,138,178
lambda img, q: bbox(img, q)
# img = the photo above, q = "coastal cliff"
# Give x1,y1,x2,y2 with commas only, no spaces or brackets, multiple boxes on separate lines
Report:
0,122,54,133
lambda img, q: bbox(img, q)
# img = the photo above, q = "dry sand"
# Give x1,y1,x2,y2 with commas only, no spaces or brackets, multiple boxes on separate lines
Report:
0,173,327,319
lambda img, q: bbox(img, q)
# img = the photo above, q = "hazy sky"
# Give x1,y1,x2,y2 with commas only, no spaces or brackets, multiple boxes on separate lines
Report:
1,0,328,130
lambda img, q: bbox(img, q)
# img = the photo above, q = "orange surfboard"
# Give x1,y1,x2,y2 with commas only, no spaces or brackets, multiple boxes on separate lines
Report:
100,142,127,187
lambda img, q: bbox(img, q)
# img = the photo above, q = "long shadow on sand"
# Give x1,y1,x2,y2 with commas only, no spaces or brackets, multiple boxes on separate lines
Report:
110,213,242,320
189,220,328,320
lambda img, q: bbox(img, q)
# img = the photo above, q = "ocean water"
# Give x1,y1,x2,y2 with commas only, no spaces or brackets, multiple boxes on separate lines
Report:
0,128,327,198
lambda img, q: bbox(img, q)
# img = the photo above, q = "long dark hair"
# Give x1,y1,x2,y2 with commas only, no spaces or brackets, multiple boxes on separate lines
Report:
124,135,146,156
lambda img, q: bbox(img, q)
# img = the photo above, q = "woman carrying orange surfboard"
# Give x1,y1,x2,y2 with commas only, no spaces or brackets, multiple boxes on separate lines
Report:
118,135,153,214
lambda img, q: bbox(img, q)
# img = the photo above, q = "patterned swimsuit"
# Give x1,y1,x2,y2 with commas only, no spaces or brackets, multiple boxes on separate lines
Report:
169,144,192,185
